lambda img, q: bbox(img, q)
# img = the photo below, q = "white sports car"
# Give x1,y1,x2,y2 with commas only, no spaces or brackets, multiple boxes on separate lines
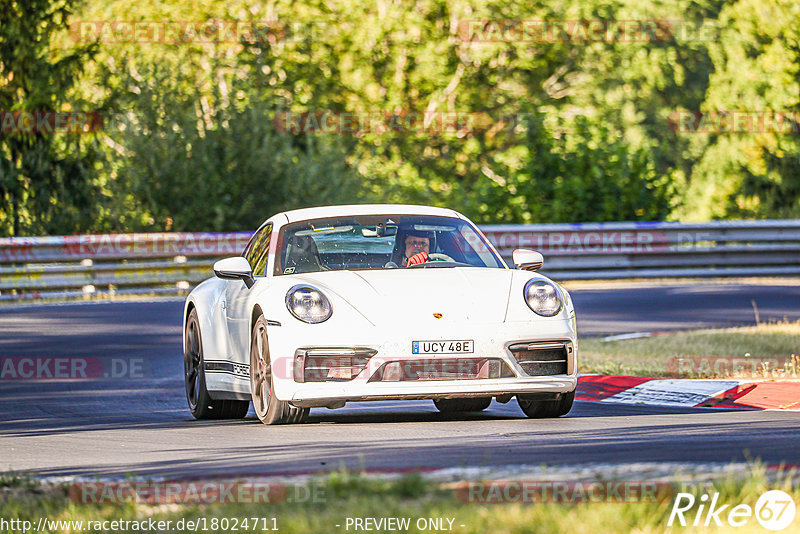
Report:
183,205,577,424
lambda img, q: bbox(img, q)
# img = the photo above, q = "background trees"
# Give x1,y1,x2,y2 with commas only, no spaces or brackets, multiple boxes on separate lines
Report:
0,0,100,235
1,0,797,235
682,0,800,219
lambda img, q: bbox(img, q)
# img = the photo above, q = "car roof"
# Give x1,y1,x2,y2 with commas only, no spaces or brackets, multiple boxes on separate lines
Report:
280,204,463,223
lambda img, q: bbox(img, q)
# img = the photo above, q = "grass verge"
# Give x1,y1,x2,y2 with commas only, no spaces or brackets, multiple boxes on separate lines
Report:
579,321,800,378
1,466,799,533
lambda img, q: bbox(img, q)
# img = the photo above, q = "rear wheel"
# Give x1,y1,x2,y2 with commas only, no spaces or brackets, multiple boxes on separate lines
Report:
250,315,308,424
433,397,492,413
184,308,250,419
517,390,575,418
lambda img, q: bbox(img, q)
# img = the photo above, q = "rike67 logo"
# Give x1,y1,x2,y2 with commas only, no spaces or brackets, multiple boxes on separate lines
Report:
669,490,796,531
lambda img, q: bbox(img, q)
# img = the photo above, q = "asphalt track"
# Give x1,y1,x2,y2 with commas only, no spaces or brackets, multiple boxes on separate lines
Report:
1,284,799,479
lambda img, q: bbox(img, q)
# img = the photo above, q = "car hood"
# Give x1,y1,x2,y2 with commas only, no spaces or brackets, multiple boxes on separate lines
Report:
291,268,515,326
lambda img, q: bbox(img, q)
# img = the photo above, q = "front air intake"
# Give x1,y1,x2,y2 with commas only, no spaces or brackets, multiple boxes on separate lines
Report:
508,341,571,376
368,358,515,382
293,347,377,382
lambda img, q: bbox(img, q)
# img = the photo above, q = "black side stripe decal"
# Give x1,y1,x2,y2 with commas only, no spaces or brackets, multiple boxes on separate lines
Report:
204,360,249,378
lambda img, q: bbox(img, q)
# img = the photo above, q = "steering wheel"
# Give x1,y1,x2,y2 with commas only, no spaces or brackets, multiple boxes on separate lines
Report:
427,253,455,262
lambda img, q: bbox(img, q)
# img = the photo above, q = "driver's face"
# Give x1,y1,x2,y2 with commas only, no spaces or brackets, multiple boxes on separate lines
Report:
404,236,430,258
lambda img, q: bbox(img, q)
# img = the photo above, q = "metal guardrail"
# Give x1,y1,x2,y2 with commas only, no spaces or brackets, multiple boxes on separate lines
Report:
480,219,800,280
0,233,251,301
1,220,799,301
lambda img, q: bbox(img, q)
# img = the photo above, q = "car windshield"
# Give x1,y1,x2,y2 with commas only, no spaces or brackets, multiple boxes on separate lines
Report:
274,215,504,275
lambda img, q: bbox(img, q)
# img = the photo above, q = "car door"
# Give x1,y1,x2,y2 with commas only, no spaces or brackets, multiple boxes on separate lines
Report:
224,223,272,363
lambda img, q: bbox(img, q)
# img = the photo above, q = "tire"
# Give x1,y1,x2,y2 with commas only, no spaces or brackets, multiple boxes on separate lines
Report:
250,315,309,425
184,308,250,420
517,390,575,419
433,397,492,413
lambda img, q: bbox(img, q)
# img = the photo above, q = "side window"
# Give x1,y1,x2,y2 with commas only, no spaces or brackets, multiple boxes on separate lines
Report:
241,234,257,263
244,223,272,276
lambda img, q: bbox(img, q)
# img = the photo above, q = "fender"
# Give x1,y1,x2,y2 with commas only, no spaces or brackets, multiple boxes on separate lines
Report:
183,278,228,375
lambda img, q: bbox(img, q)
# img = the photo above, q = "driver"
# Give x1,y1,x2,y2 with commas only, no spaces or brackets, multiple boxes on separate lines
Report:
402,231,431,267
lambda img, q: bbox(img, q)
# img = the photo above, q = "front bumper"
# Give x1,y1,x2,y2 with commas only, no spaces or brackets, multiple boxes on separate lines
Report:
288,376,577,407
266,317,578,406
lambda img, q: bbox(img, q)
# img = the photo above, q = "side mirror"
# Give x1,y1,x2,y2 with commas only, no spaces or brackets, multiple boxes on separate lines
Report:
512,249,544,271
214,257,255,288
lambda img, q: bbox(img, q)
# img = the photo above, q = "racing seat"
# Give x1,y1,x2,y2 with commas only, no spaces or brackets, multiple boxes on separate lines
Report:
283,235,326,274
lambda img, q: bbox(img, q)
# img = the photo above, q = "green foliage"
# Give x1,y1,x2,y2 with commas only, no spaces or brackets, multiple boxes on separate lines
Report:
680,0,800,219
0,0,102,236
465,114,673,223
103,61,364,231
2,0,799,235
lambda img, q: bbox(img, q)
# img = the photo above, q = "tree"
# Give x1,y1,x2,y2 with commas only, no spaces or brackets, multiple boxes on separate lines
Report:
0,0,101,236
106,61,364,231
681,0,800,219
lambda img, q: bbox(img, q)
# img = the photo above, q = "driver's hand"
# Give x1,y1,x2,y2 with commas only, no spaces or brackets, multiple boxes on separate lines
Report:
406,251,428,267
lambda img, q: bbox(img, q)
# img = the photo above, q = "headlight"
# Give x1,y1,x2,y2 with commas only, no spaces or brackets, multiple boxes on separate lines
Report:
523,279,562,317
285,285,332,323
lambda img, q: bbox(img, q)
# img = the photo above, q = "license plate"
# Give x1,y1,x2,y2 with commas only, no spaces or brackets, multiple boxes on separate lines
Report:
412,340,474,355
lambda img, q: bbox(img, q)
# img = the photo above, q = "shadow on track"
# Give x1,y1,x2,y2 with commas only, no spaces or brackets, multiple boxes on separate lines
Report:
26,414,798,480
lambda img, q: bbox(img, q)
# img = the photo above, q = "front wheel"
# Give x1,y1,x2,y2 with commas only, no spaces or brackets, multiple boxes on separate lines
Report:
517,390,575,418
250,315,308,425
184,308,249,420
433,397,492,413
